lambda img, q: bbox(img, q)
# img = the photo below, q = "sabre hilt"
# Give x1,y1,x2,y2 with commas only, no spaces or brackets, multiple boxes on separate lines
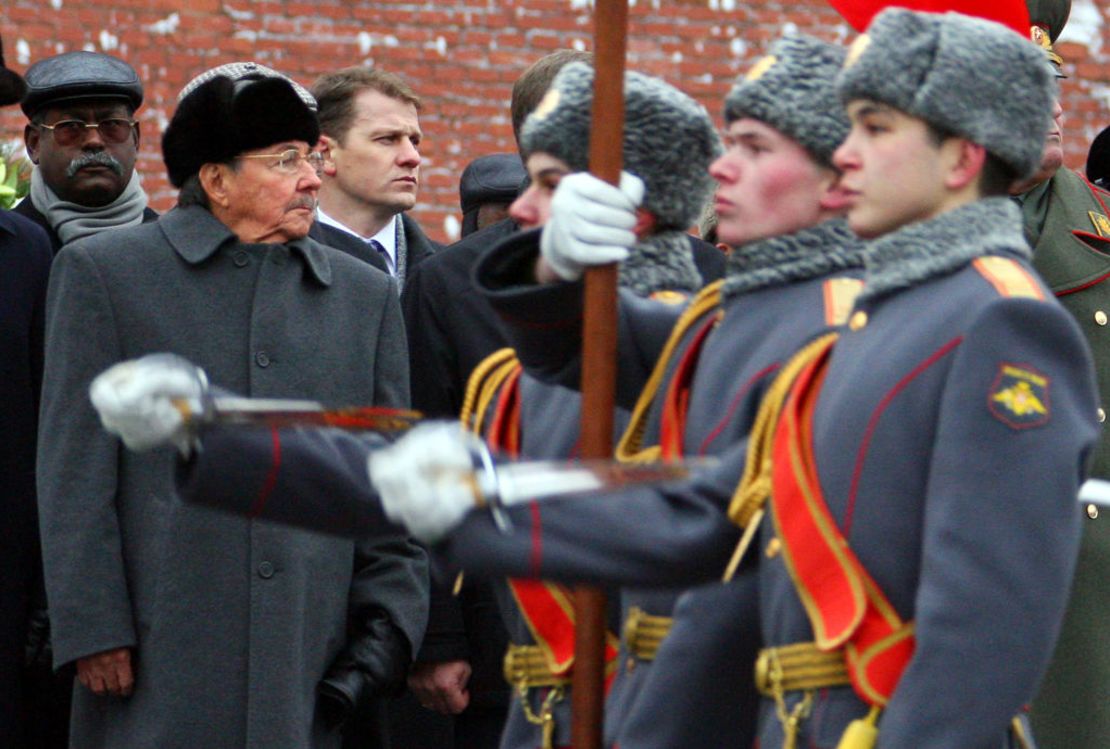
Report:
468,437,514,534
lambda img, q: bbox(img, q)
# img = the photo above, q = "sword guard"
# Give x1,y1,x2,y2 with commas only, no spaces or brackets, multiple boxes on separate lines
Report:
470,438,513,533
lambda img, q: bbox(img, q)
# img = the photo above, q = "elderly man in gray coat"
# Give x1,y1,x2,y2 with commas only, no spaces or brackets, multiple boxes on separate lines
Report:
36,62,429,749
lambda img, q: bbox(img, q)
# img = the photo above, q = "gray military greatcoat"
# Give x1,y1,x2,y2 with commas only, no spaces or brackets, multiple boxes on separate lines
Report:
37,205,428,749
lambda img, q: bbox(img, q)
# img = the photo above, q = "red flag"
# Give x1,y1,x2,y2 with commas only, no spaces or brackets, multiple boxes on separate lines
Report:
828,0,1031,36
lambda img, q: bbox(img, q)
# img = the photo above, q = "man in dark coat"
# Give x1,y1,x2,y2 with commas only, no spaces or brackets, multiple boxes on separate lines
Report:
36,62,428,749
1011,1,1110,745
0,42,54,746
311,67,438,285
15,51,157,252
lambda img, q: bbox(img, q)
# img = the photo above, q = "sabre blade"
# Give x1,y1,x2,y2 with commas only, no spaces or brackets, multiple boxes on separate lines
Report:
174,396,422,432
491,457,717,506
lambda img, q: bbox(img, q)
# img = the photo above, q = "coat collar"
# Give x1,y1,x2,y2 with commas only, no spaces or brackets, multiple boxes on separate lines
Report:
159,205,332,286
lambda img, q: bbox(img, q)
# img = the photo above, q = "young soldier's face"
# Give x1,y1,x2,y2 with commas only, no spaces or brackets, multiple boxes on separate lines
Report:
709,118,835,247
834,100,949,239
510,152,570,230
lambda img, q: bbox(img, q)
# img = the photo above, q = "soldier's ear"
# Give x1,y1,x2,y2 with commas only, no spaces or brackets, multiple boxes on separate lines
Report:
943,138,987,193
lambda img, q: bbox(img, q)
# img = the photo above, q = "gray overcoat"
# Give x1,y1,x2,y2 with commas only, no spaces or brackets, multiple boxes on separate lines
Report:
37,206,429,749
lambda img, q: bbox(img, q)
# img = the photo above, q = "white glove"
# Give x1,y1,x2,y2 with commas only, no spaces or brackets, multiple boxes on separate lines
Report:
540,171,645,281
369,422,482,544
89,354,207,453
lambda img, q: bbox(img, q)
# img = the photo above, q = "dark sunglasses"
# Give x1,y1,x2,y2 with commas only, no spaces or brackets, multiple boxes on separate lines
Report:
36,118,137,146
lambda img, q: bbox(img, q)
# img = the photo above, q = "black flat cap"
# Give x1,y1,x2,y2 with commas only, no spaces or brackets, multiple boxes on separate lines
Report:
460,153,525,214
0,36,27,108
21,51,143,116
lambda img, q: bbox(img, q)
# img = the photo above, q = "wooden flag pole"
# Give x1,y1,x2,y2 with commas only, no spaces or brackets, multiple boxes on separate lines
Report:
571,1,628,747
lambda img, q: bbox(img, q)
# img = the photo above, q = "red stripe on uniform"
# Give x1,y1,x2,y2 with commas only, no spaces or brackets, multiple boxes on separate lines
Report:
529,500,543,578
844,337,962,533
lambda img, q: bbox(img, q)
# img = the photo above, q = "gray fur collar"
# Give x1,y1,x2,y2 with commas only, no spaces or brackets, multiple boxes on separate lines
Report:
859,198,1030,304
620,229,703,296
723,219,863,300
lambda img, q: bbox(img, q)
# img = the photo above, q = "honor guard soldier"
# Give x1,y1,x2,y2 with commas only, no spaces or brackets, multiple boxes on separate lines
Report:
457,62,721,749
1011,2,1110,745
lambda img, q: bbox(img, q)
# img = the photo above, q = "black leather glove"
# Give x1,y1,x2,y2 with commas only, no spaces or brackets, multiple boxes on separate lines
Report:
317,609,411,731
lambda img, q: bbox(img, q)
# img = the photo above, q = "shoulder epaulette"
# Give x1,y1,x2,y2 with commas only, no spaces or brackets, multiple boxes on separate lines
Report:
972,256,1045,301
616,280,723,463
823,277,864,326
460,348,522,436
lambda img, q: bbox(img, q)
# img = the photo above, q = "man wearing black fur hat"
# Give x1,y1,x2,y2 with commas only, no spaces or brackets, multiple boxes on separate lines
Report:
15,51,157,253
35,62,428,749
1013,1,1110,745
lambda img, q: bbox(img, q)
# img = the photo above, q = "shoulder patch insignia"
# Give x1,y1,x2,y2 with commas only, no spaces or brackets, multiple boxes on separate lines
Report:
1089,211,1110,238
649,289,689,306
823,277,864,326
972,257,1045,301
988,364,1050,429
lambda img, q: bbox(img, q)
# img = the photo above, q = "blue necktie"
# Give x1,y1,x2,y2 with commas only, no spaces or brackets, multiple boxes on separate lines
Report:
368,239,393,274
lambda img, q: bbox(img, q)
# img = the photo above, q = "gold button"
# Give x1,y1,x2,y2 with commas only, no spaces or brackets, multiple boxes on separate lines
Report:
1099,408,1106,424
1096,311,1108,326
765,537,782,559
626,657,636,674
849,311,868,331
1088,504,1100,520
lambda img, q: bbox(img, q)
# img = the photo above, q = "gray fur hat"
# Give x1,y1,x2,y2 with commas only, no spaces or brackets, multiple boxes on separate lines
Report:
837,8,1055,180
724,35,849,165
520,62,720,230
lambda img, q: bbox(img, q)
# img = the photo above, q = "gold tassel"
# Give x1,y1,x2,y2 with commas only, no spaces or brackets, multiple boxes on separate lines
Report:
836,705,881,749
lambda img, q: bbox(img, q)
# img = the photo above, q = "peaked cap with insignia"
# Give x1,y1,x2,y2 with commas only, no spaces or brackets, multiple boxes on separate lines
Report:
1026,0,1071,69
520,62,720,231
837,8,1055,180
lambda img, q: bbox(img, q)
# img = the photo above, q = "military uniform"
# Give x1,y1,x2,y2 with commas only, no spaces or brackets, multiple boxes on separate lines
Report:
742,199,1097,747
440,219,864,748
1025,167,1110,749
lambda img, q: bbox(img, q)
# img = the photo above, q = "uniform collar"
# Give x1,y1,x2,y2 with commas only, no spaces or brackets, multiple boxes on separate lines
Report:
859,197,1028,304
160,205,332,286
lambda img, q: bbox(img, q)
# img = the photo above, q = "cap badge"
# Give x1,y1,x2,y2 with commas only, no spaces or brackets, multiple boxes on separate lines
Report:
845,34,871,69
745,55,778,82
533,88,561,121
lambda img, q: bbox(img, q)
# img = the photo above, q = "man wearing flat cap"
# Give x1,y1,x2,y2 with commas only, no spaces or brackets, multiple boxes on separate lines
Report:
458,153,525,238
1014,1,1110,745
35,61,428,749
15,51,157,252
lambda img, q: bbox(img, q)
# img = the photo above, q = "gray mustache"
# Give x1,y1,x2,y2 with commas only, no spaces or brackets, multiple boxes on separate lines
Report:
288,196,318,212
66,151,124,178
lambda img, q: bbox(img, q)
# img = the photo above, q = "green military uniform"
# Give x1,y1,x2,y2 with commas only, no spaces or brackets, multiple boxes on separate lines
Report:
1022,2,1110,744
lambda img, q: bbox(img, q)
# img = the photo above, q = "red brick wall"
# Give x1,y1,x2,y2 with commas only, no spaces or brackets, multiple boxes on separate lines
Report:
3,0,1109,243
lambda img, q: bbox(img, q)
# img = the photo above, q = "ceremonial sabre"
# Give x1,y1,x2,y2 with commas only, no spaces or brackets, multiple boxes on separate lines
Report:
172,396,422,432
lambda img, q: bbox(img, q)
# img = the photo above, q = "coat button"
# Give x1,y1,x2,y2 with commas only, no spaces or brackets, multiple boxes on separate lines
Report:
1096,311,1108,326
233,251,249,267
765,537,782,559
1099,408,1106,424
849,311,868,331
258,561,275,578
255,351,270,368
1088,504,1100,520
626,657,636,674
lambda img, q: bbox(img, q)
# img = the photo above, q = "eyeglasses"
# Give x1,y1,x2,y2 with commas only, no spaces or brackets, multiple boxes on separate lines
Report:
238,148,325,177
36,118,137,146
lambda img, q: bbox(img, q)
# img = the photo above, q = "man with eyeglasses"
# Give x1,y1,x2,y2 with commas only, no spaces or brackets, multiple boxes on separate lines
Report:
35,62,428,749
15,51,157,253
